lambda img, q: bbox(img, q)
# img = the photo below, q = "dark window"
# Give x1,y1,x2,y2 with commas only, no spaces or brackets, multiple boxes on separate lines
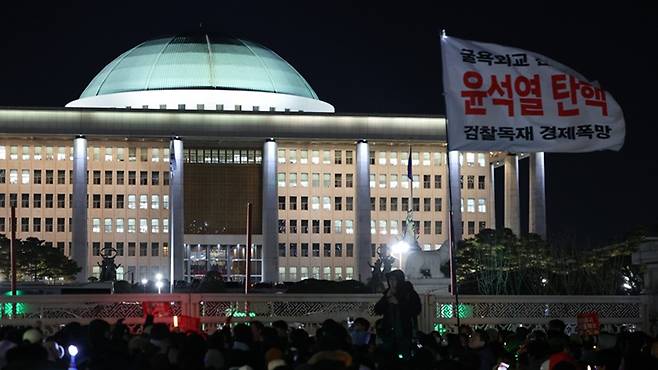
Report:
58,170,66,184
289,196,297,210
104,194,112,208
479,221,487,232
334,197,342,211
33,217,41,232
312,243,320,257
413,197,420,212
467,175,475,189
468,221,476,235
334,174,342,188
45,218,53,232
312,220,320,234
323,243,331,257
45,194,53,208
93,194,101,208
57,194,65,208
279,243,287,257
57,218,65,232
140,171,148,185
346,243,354,257
402,197,409,211
335,243,342,257
301,197,308,210
116,194,124,209
151,242,159,256
33,194,41,208
370,197,375,211
46,170,53,184
140,242,147,256
0,169,5,184
128,171,136,185
391,198,398,211
424,221,431,235
369,151,375,165
301,243,309,257
117,171,124,185
278,219,286,233
434,175,442,189
104,171,112,185
334,150,342,164
423,175,431,189
92,242,100,256
478,176,486,190
435,198,442,212
33,170,41,184
323,220,331,233
289,220,297,233
152,172,159,185
301,220,308,234
93,170,101,185
278,196,286,210
128,242,136,256
21,217,28,232
423,197,431,212
116,242,124,256
346,197,353,211
346,150,353,164
346,174,353,187
163,172,170,186
21,194,29,208
289,243,297,257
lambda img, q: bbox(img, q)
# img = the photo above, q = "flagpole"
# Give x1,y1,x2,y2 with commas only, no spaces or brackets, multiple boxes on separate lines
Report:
440,29,462,329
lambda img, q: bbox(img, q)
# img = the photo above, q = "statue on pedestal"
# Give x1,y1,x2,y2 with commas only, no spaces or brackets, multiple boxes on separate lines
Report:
97,245,121,282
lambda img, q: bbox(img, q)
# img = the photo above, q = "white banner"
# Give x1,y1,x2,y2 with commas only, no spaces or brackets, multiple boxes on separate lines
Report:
441,36,625,152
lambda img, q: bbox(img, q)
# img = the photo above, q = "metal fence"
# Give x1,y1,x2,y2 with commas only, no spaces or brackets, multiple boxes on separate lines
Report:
0,293,649,334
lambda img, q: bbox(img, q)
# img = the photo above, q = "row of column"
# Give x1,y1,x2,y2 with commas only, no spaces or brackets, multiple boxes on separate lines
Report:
71,136,546,284
500,153,547,238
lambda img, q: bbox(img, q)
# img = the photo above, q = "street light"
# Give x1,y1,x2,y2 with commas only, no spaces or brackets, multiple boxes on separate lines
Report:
155,280,164,294
155,273,163,281
141,278,148,293
391,240,410,270
68,345,78,370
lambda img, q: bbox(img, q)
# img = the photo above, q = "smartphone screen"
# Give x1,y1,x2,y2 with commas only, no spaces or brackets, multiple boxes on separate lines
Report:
497,362,510,370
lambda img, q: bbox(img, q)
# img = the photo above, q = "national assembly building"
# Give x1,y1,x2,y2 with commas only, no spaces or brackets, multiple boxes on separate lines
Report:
0,34,547,284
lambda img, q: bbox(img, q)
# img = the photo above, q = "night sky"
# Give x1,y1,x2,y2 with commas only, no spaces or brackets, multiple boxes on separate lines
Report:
0,2,655,245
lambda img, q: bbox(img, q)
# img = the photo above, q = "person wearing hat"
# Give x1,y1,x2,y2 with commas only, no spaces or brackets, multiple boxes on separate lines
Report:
373,269,421,361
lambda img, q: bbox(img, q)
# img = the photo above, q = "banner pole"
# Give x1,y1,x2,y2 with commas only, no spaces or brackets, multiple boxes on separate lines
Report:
440,29,461,330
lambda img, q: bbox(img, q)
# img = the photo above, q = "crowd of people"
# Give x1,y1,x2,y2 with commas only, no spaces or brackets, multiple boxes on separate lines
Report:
0,271,656,369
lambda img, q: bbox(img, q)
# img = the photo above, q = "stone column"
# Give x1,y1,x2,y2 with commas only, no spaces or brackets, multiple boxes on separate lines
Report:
169,137,185,283
503,154,520,235
261,139,279,283
489,162,496,230
529,152,547,239
355,140,372,282
72,135,88,282
447,150,462,242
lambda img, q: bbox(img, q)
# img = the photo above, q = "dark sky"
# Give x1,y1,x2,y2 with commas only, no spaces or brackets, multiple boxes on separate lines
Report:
0,1,656,244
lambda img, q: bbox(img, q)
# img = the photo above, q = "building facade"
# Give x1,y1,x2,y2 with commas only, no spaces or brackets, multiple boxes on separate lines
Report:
0,34,545,284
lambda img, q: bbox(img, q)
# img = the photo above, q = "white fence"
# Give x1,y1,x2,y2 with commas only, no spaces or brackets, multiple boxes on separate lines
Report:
0,293,650,334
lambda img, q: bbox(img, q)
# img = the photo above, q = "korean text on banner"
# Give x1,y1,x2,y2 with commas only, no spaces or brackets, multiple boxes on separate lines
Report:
440,36,625,153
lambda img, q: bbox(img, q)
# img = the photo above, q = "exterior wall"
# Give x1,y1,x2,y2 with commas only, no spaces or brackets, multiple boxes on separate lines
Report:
0,139,170,282
275,143,492,282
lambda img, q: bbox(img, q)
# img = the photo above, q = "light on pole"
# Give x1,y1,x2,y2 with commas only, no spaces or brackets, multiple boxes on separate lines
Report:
391,240,410,270
141,278,148,293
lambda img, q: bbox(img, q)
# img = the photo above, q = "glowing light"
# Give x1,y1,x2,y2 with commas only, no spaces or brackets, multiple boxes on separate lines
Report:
68,345,78,357
173,315,179,327
155,273,163,281
141,278,148,285
391,240,410,255
156,281,164,294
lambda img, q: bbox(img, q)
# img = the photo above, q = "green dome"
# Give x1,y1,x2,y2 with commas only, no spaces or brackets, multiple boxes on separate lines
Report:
80,35,319,100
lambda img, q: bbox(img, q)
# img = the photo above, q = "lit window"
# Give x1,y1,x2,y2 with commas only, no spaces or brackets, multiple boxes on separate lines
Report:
128,195,136,209
311,196,320,210
422,152,431,165
163,195,169,209
401,174,409,189
312,173,319,187
57,147,66,160
378,152,386,165
151,148,159,162
311,150,320,164
390,220,399,235
128,219,136,233
369,174,375,188
345,220,354,234
334,220,342,233
379,220,387,235
300,150,308,164
371,220,376,234
433,152,442,166
478,198,486,213
389,152,398,165
140,219,148,233
467,198,475,213
289,267,297,281
278,149,286,164
104,218,112,233
466,152,475,166
92,218,100,233
21,170,29,184
323,267,331,280
9,146,17,160
379,174,386,188
412,175,420,189
22,146,30,160
151,195,159,209
277,173,285,187
289,173,297,187
323,196,331,210
139,195,148,209
151,219,159,233
412,152,419,165
300,173,308,187
289,149,297,164
478,153,486,167
322,150,331,164
334,267,343,280
390,174,398,188
116,218,124,233
323,173,331,187
346,267,354,280
103,147,112,162
0,146,5,159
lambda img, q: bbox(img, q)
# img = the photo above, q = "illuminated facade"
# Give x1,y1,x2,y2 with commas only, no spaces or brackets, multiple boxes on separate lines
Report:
0,35,545,283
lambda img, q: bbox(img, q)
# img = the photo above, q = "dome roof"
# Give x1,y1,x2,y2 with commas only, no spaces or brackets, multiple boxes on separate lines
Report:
80,35,320,100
